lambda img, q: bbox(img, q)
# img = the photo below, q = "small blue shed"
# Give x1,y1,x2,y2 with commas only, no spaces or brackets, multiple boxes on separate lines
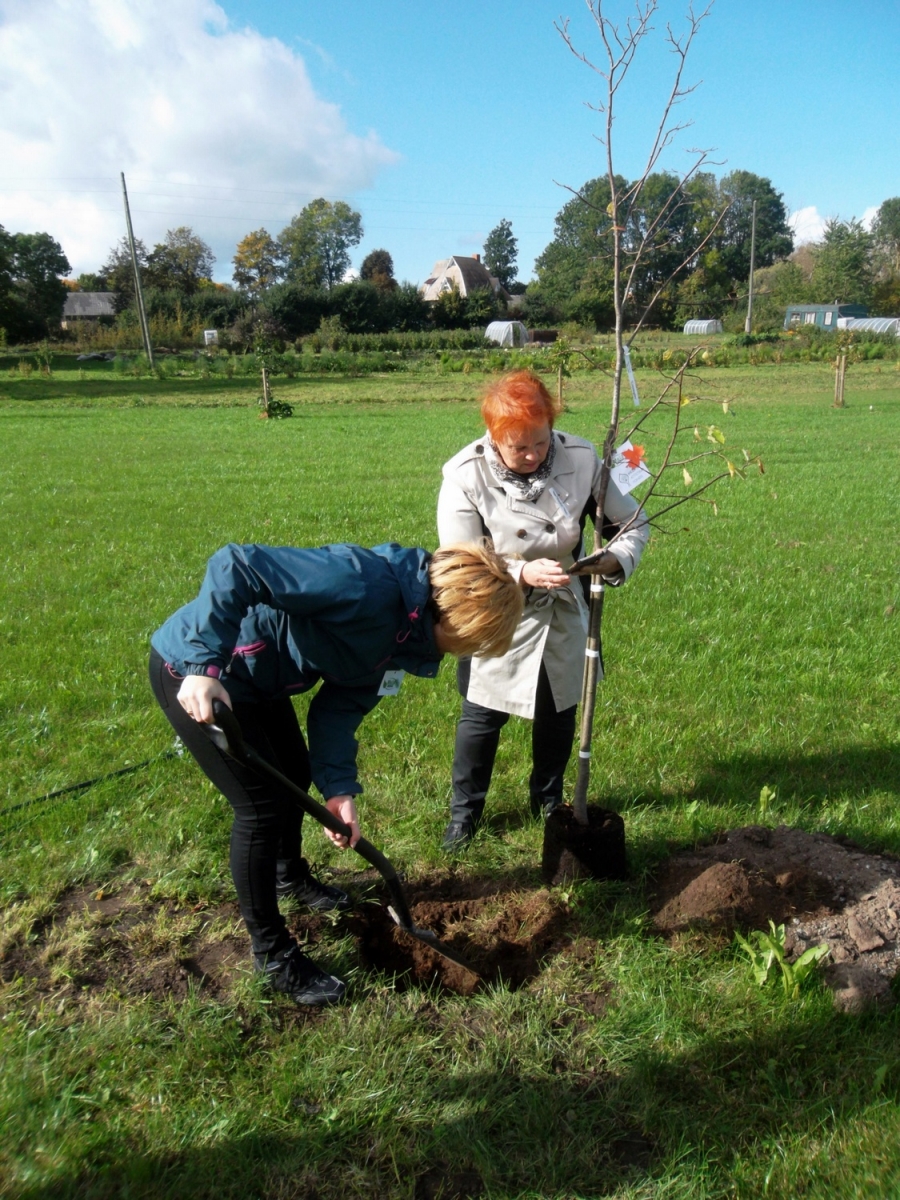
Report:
784,303,867,331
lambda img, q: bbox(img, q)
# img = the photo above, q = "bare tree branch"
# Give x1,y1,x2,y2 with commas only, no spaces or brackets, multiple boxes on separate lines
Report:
625,195,731,340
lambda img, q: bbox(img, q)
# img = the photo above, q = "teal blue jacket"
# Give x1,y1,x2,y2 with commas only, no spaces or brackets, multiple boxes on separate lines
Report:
151,543,442,798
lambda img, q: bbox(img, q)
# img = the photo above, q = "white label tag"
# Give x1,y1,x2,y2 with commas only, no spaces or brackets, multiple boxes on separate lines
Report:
378,669,405,697
611,440,652,495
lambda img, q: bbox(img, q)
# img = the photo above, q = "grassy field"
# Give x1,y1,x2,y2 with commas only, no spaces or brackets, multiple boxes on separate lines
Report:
1,359,899,1198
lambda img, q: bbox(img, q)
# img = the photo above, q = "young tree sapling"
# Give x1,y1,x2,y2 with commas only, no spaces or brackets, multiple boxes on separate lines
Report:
542,1,762,882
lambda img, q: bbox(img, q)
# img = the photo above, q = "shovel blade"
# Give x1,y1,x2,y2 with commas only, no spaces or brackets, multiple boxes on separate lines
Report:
204,703,482,979
387,906,481,977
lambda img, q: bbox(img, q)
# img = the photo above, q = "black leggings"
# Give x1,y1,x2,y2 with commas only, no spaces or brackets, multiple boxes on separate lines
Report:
150,648,312,957
450,658,577,823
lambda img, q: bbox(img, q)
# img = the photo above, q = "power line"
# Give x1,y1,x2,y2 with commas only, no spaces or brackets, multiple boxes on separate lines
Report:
1,178,561,213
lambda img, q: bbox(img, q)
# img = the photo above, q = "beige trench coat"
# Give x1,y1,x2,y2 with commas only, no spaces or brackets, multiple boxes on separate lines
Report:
437,430,648,718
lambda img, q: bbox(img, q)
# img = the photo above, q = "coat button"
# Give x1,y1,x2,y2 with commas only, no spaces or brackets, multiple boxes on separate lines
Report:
475,444,484,454
517,529,527,538
545,523,555,533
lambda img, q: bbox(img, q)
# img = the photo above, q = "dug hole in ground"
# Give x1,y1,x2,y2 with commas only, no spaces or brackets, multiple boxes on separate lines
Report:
6,824,900,1013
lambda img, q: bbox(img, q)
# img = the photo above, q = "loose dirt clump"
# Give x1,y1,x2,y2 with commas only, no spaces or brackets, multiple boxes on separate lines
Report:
414,1164,484,1200
650,825,900,1012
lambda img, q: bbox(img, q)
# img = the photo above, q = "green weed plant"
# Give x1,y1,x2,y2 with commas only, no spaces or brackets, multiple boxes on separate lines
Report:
734,920,830,999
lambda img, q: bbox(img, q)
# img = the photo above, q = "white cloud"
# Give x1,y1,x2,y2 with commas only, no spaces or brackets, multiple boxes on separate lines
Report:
861,206,879,231
788,206,827,247
789,204,883,246
0,0,398,278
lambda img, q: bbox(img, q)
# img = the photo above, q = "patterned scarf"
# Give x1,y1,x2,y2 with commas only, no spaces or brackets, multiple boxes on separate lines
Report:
485,432,557,503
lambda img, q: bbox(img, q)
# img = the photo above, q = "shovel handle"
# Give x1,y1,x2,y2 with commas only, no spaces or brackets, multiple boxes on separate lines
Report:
207,699,415,928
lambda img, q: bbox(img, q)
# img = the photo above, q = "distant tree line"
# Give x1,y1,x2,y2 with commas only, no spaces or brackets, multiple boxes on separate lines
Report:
4,185,900,346
523,170,795,329
525,171,900,331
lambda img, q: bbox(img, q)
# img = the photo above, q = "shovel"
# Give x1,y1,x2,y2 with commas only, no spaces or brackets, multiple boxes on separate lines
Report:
205,699,480,978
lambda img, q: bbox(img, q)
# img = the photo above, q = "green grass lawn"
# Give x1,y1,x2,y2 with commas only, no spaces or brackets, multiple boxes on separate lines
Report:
1,361,898,1198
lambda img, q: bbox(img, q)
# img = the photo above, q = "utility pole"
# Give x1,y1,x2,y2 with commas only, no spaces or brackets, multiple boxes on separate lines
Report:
744,199,757,335
120,172,154,368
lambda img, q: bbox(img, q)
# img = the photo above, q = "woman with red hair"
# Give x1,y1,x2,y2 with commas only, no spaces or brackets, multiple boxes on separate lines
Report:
437,369,649,850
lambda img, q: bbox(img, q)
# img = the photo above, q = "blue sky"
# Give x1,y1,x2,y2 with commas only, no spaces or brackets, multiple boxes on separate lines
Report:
2,0,897,284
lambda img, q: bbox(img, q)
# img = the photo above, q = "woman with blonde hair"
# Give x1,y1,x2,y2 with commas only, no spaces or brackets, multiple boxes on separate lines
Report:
437,369,649,850
150,539,521,1005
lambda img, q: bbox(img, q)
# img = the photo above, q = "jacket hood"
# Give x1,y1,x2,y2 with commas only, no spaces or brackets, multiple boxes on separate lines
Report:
370,542,435,654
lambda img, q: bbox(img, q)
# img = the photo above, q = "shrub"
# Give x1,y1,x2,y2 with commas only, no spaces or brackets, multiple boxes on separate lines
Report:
260,283,330,340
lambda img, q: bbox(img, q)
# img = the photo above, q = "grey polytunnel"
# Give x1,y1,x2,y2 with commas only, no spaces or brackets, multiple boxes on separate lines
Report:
683,319,723,335
485,320,530,347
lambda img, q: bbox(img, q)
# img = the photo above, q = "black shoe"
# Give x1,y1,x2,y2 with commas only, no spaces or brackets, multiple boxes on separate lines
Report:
276,873,351,912
441,817,476,852
255,945,346,1006
531,796,562,819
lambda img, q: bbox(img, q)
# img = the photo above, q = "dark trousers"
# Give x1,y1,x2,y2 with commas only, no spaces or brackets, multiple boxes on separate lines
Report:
150,649,312,957
450,658,577,824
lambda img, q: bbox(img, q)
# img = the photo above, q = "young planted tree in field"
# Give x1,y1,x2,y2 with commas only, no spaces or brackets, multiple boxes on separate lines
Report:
544,1,761,880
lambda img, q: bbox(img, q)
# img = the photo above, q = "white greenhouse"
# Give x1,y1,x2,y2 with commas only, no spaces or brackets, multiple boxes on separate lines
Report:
836,317,900,336
485,320,529,347
683,319,723,335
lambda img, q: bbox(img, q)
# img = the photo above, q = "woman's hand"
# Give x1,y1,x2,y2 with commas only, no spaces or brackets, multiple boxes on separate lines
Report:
177,675,232,723
570,551,623,579
324,795,361,849
521,558,571,590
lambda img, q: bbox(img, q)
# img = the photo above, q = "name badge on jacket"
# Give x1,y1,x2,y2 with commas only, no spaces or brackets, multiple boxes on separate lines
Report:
378,669,405,696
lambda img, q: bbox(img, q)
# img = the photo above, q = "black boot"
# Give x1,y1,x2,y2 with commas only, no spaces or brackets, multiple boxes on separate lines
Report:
441,815,478,852
275,859,351,912
254,944,346,1006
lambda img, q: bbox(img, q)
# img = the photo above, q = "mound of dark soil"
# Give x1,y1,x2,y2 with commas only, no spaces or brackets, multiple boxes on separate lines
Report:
650,825,900,1012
